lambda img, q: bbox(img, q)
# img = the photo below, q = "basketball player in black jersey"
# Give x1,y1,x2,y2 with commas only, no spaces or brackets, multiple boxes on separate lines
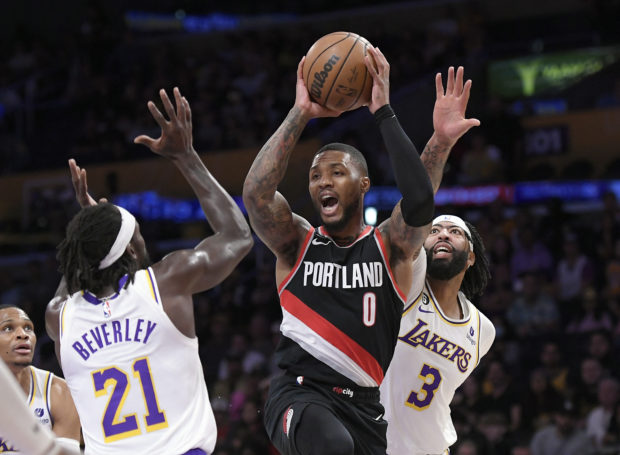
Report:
243,46,435,455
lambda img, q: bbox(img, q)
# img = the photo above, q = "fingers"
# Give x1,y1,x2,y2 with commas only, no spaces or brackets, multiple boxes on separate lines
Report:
297,56,305,81
183,97,192,124
445,66,455,95
147,101,167,129
462,79,473,107
159,88,176,121
367,46,387,77
174,87,185,123
435,72,444,99
134,135,156,148
455,66,464,94
68,159,80,182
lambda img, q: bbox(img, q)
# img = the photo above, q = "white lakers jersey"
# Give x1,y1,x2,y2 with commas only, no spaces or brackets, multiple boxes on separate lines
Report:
380,251,495,455
0,366,54,453
59,268,216,455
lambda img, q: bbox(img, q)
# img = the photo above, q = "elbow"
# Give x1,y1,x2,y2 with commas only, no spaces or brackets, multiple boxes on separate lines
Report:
401,188,435,227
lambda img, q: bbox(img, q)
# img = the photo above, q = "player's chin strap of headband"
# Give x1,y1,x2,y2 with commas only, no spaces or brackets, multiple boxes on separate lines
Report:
98,206,136,270
432,214,474,252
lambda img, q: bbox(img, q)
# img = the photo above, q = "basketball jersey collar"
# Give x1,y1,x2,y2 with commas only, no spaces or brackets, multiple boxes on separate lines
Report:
82,274,129,305
425,280,471,325
317,225,373,247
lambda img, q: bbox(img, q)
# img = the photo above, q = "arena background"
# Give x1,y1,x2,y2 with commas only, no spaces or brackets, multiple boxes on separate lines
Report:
1,1,620,454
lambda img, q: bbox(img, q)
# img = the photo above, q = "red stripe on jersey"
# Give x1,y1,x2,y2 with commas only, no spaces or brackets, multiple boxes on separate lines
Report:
278,228,315,295
318,225,373,246
281,289,384,385
374,230,407,302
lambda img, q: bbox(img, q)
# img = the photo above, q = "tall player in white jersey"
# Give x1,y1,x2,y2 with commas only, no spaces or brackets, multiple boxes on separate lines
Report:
380,67,495,455
46,87,253,455
0,305,81,454
380,215,495,455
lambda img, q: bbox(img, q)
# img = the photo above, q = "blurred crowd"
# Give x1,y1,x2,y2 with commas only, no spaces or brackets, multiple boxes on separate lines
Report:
2,1,620,455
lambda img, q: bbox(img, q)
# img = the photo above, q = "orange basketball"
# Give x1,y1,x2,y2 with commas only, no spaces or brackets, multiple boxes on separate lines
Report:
304,31,376,112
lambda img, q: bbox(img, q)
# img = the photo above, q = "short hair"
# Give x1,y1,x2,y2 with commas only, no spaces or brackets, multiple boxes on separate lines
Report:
57,203,138,295
0,304,21,312
461,221,491,298
315,143,368,176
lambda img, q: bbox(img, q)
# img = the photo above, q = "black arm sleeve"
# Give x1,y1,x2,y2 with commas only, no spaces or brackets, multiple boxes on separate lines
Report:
375,104,434,227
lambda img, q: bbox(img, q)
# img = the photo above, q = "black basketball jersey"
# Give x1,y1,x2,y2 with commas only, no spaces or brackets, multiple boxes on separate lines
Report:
276,225,406,387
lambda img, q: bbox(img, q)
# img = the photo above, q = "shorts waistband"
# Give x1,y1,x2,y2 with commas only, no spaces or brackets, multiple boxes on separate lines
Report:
288,373,380,401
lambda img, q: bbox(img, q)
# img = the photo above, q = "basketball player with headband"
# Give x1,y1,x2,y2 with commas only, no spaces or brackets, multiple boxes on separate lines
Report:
380,67,496,455
46,87,253,455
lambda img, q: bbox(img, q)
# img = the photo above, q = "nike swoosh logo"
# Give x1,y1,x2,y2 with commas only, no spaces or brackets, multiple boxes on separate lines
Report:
312,238,330,246
374,413,384,421
419,308,434,314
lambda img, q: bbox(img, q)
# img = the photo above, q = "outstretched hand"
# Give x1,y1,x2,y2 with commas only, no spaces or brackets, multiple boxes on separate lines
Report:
365,46,389,114
68,159,107,208
433,66,480,148
134,87,194,159
294,57,342,120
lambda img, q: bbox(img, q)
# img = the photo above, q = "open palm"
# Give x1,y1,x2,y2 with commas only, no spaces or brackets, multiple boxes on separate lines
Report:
433,66,480,147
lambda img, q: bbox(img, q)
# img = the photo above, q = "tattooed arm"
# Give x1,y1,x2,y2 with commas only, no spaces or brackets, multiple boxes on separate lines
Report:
243,57,340,282
421,66,480,194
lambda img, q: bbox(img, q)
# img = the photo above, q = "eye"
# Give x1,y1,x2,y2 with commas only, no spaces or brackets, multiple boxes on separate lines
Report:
451,228,462,235
430,228,439,234
310,173,319,180
1,325,11,332
24,325,34,332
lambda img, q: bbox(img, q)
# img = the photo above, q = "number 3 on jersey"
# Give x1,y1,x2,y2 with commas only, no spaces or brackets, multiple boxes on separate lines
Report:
92,357,168,442
405,363,442,410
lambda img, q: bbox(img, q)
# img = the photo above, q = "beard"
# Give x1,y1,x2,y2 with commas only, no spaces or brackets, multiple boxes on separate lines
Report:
426,247,468,281
318,197,361,232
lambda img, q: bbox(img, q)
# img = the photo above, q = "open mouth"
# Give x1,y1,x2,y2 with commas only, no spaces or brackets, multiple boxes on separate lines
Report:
433,243,453,257
321,196,339,216
14,344,32,355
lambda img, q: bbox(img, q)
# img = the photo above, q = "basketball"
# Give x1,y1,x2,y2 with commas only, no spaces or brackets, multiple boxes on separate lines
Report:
304,31,376,112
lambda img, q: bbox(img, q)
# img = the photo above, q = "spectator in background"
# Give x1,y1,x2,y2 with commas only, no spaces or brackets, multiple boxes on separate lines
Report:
586,377,620,449
538,341,570,395
510,226,554,283
477,412,512,455
555,233,594,320
519,368,564,433
566,287,614,335
479,360,522,431
453,439,480,455
605,238,620,298
459,131,504,185
506,271,560,337
571,357,605,416
588,330,618,377
530,400,590,455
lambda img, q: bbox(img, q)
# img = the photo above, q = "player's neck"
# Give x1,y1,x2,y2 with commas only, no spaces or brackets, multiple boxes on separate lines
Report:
14,365,31,396
323,218,366,246
428,277,463,319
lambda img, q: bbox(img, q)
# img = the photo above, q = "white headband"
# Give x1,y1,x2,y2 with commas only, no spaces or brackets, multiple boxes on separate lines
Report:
98,206,136,270
432,214,473,251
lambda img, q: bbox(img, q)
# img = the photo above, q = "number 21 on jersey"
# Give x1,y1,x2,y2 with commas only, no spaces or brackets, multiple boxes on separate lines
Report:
92,356,168,442
405,363,442,410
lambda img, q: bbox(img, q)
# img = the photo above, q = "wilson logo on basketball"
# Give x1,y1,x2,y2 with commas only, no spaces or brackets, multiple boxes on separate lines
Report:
310,55,341,100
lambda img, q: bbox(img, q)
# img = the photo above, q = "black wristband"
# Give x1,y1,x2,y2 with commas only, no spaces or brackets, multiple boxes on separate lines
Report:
374,104,396,126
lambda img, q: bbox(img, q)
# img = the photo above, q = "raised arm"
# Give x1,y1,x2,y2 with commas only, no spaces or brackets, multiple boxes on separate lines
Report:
135,88,253,295
421,66,480,193
368,47,434,284
243,57,340,271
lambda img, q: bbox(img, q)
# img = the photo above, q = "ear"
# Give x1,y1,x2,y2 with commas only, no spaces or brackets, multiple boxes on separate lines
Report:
467,250,476,269
126,243,138,260
360,176,370,194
